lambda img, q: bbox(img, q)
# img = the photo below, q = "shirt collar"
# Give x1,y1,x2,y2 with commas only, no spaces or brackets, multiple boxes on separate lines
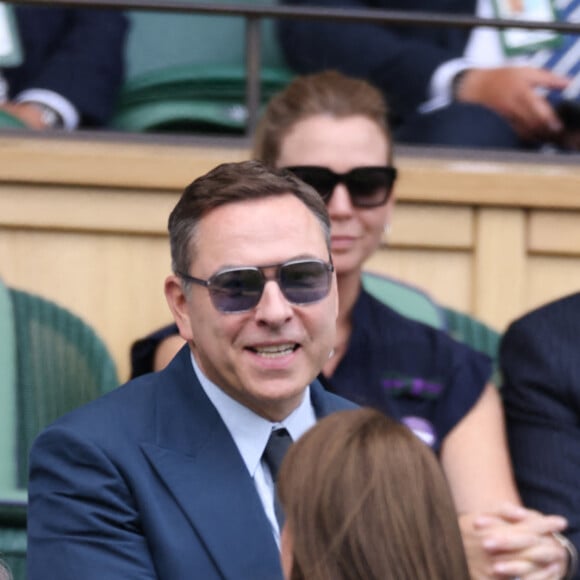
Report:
190,352,316,477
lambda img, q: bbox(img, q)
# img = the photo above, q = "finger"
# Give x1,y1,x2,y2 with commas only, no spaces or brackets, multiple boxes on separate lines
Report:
520,536,569,567
480,506,567,531
521,67,570,91
493,557,537,577
521,93,563,135
475,504,536,527
509,90,560,139
521,516,568,536
482,530,541,553
523,562,562,580
481,526,569,556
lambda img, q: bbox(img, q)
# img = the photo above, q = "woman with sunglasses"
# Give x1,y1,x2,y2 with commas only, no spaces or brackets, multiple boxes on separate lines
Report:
254,71,571,580
130,71,572,578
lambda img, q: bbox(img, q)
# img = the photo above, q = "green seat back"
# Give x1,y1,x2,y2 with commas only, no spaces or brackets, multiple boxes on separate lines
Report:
10,288,119,486
361,272,501,381
442,305,501,381
0,289,119,580
113,0,293,133
125,0,286,79
0,527,26,580
361,271,446,330
0,281,17,493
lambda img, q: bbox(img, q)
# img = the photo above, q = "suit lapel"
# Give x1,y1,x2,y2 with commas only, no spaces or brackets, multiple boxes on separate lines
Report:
311,378,358,418
141,347,282,580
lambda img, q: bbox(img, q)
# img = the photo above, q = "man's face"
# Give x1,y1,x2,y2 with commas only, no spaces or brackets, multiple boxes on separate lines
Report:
166,194,338,421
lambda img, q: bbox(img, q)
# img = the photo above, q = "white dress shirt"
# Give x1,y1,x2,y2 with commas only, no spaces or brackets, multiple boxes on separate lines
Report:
190,352,317,547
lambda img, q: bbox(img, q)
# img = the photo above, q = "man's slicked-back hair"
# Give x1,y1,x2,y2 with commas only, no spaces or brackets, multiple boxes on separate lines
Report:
253,70,393,167
168,160,331,275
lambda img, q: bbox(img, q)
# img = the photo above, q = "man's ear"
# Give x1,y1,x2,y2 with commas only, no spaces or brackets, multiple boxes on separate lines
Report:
164,274,194,342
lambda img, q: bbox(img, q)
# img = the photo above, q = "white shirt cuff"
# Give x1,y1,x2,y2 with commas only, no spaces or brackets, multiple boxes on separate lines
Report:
419,59,474,114
15,88,80,130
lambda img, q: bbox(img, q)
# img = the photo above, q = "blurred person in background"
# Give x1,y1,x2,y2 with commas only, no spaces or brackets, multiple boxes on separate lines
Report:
0,6,127,130
501,292,580,578
278,0,580,151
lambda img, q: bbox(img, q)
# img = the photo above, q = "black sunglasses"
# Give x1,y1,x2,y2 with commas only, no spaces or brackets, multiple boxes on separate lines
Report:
177,258,334,313
285,166,397,208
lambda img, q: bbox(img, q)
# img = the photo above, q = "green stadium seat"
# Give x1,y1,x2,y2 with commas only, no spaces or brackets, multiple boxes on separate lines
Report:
361,271,446,330
0,286,119,580
361,272,501,373
112,0,293,133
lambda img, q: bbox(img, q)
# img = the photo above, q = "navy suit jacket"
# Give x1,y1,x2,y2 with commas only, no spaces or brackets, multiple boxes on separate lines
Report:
4,7,128,127
279,0,476,123
27,345,356,579
501,293,580,563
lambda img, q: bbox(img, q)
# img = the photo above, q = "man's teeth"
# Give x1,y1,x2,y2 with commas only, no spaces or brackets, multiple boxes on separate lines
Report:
254,344,295,357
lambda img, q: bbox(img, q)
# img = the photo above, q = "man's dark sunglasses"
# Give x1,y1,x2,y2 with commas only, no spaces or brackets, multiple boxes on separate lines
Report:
177,258,334,313
285,166,398,208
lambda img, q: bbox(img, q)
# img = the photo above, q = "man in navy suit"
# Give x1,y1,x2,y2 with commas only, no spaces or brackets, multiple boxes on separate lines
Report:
501,293,580,577
27,160,355,579
279,0,576,149
1,6,127,129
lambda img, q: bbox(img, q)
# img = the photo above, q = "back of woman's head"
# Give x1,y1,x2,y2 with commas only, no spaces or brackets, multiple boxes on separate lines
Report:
253,70,392,167
278,408,469,580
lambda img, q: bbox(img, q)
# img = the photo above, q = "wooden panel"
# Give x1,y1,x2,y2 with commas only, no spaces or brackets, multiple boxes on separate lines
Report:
526,256,580,322
0,185,178,234
364,248,471,313
528,210,580,256
0,229,172,382
473,208,526,330
2,134,580,208
388,203,473,249
398,155,580,208
0,134,249,189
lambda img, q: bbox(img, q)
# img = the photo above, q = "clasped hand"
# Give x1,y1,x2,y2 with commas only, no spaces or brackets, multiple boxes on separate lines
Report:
460,502,569,580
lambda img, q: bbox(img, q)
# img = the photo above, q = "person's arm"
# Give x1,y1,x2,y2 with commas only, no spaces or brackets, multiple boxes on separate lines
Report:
278,0,460,120
455,66,569,142
11,7,128,127
441,384,519,512
27,426,157,579
442,385,569,579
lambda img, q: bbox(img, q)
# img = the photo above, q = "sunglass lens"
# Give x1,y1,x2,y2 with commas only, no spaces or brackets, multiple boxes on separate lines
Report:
210,268,263,312
347,168,393,207
281,261,331,304
288,167,336,200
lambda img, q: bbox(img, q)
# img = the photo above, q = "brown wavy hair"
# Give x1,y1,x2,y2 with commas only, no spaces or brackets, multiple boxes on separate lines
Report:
277,408,469,580
253,70,393,167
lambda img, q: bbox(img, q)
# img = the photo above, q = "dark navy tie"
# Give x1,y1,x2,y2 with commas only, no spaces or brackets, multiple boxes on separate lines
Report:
263,428,293,528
